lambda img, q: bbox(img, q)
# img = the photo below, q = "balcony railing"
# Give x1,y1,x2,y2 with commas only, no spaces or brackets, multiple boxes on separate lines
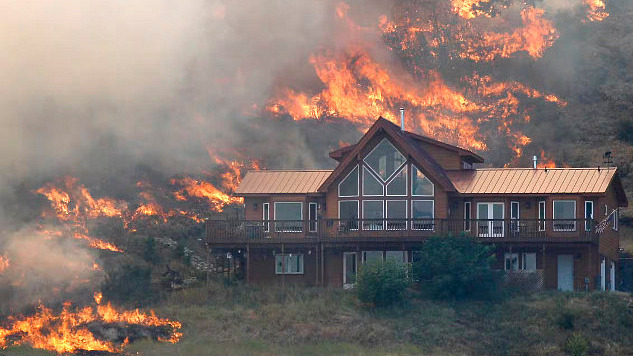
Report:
206,219,599,242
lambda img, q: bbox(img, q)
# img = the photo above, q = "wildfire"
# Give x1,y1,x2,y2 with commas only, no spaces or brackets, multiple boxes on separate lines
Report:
584,0,608,22
172,177,244,212
0,255,9,273
0,293,181,354
452,0,494,19
537,150,558,168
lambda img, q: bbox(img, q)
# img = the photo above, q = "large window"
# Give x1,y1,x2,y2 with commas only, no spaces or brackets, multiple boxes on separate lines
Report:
262,203,269,232
553,200,576,231
386,200,407,230
338,165,359,197
585,201,593,232
275,254,304,274
364,139,406,181
363,200,384,230
412,166,434,196
274,202,302,232
412,200,434,230
363,166,383,196
309,202,318,232
339,200,359,230
386,168,407,196
510,201,520,233
538,201,546,231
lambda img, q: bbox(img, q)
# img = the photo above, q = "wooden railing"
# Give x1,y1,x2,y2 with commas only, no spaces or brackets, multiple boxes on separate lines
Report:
206,219,599,242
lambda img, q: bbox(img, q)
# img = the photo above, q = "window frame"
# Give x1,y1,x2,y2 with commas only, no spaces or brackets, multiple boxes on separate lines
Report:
411,199,435,231
585,201,593,232
275,254,304,275
510,201,520,233
553,200,576,232
262,202,270,232
308,202,318,233
362,200,384,231
521,252,537,271
385,165,407,196
362,166,384,197
538,201,546,231
411,166,435,197
338,165,359,198
343,252,358,287
363,138,406,182
504,253,519,271
338,200,359,231
386,199,407,231
274,202,303,233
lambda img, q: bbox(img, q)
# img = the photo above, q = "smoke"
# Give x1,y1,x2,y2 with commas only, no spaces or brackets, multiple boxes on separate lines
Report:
0,226,103,310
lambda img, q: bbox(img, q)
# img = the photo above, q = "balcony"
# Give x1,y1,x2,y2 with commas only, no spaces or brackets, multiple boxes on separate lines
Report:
206,219,599,244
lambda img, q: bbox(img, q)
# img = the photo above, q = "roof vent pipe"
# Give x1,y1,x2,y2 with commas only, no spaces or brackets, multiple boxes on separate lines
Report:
533,155,538,169
400,107,405,131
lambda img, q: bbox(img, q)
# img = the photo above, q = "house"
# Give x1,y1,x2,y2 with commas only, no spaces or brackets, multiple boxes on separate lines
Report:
206,117,628,291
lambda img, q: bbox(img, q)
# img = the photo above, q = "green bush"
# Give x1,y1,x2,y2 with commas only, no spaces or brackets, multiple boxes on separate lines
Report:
102,261,155,305
355,258,410,307
563,332,589,356
143,237,162,265
413,235,502,300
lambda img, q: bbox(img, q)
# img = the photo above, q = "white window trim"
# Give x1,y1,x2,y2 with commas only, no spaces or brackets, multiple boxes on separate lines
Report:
539,201,546,231
274,202,303,233
411,165,435,197
363,138,407,183
308,202,318,233
504,253,519,271
338,165,359,198
411,200,435,231
464,201,471,232
553,200,576,232
262,202,270,233
338,200,359,231
585,201,593,232
521,253,537,271
362,200,384,231
476,202,505,237
362,251,384,263
385,165,408,197
275,254,304,275
386,199,407,230
613,208,619,231
362,166,384,197
510,201,520,233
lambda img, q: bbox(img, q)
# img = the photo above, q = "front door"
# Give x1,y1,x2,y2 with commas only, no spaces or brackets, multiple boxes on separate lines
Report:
557,255,574,291
477,203,504,237
343,252,357,289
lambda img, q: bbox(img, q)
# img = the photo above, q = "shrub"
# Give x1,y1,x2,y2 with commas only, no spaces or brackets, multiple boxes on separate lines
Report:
143,237,161,265
355,258,410,307
413,235,502,300
102,261,154,305
563,332,589,356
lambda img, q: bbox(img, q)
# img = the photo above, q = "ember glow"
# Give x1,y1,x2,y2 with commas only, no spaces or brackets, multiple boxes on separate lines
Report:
172,176,244,212
0,293,181,354
0,255,9,273
584,0,609,22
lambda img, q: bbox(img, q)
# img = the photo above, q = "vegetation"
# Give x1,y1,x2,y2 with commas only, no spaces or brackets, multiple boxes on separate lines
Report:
355,258,410,307
413,235,502,300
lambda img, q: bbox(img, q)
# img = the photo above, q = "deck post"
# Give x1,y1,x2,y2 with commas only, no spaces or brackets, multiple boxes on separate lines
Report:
246,243,250,284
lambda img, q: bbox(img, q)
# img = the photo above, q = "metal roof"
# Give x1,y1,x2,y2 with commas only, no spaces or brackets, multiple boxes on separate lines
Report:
235,170,333,195
447,168,618,195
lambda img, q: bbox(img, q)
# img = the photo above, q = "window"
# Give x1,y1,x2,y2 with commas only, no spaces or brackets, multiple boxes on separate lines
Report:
504,253,519,271
464,201,471,231
309,202,318,233
343,252,357,286
477,203,504,237
553,200,576,231
274,202,302,232
412,200,434,230
362,251,383,263
262,203,270,232
363,200,384,230
521,253,537,271
275,254,304,274
362,167,383,196
386,200,407,230
539,201,546,231
411,166,434,196
386,167,407,196
364,139,406,181
338,165,359,197
613,209,619,231
385,251,407,264
585,201,593,232
510,201,520,233
339,200,359,230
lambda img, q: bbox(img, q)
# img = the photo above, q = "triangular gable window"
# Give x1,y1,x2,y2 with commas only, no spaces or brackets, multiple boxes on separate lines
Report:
363,167,383,196
364,139,406,182
386,167,407,196
412,166,434,196
338,165,359,197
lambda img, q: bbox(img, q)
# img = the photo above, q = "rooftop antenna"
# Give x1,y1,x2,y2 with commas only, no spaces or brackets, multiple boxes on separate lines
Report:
400,107,405,131
603,151,613,167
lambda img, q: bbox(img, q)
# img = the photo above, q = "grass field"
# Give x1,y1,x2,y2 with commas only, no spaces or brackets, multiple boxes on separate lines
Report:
4,284,633,356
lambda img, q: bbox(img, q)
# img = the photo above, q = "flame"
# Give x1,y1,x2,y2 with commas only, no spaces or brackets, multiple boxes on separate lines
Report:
0,255,9,273
452,0,494,19
584,0,608,22
537,149,557,168
459,7,559,62
172,177,243,212
0,294,181,354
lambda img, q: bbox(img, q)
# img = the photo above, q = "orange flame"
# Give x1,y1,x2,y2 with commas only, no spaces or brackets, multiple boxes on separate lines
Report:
0,255,9,273
172,177,243,212
584,0,608,22
452,0,494,19
0,294,181,354
537,150,557,168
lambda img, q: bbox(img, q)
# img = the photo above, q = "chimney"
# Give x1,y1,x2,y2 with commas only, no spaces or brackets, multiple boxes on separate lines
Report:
533,155,538,169
400,107,405,131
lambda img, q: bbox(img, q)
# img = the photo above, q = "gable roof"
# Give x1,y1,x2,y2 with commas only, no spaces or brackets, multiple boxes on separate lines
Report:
318,117,456,193
235,170,332,195
329,127,484,164
447,167,628,206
